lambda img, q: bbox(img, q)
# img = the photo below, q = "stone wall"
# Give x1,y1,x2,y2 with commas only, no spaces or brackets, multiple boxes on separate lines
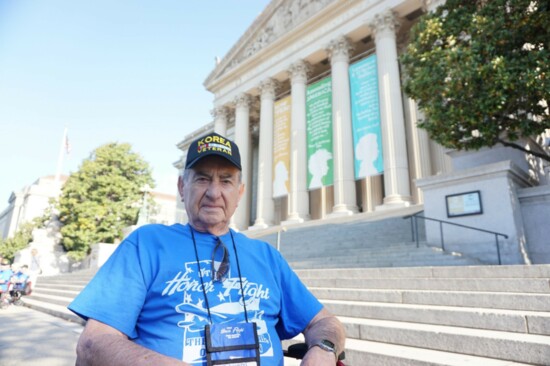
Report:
519,185,550,264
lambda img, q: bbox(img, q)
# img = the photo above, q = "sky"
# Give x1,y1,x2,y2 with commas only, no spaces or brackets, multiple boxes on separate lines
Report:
0,0,271,202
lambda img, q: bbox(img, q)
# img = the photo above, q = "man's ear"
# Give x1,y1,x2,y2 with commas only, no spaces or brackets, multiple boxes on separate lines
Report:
177,176,184,202
238,183,245,201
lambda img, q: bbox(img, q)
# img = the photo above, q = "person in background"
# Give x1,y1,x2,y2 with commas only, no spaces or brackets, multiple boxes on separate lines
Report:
28,248,41,291
10,264,31,303
69,132,346,366
0,259,14,308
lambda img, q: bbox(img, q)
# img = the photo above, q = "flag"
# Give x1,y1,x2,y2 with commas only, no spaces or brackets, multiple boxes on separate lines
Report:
65,133,71,154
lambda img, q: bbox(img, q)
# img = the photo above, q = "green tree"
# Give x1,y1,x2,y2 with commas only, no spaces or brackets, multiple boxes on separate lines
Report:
401,0,550,161
0,221,37,263
57,142,155,260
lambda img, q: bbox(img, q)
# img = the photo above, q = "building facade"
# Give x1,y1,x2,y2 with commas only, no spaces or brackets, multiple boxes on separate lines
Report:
0,175,66,240
175,0,453,230
173,0,549,265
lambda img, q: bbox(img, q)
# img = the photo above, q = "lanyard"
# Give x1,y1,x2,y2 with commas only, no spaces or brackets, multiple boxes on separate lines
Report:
189,226,249,324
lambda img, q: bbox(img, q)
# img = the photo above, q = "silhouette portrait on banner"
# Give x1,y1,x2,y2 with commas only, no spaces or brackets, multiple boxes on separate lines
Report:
308,149,332,189
273,161,289,197
356,133,381,177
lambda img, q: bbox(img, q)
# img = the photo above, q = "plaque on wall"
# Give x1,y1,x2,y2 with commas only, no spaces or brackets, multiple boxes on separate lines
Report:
446,191,483,218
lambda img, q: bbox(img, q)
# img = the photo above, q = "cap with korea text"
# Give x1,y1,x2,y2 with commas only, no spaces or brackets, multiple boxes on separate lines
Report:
185,132,241,170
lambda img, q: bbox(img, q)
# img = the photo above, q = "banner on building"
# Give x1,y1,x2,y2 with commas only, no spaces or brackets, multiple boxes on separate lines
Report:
349,54,384,179
272,96,291,198
306,77,333,190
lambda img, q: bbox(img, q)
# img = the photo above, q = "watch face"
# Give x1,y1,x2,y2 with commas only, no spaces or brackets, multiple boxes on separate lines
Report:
320,339,336,352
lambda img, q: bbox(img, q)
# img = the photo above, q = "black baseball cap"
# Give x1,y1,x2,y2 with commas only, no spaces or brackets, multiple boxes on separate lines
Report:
185,132,242,170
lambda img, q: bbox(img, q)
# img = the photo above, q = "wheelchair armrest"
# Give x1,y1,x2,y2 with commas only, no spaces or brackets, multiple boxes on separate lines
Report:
284,342,309,359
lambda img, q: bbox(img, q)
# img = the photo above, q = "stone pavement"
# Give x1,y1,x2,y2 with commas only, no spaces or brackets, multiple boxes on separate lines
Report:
0,304,83,366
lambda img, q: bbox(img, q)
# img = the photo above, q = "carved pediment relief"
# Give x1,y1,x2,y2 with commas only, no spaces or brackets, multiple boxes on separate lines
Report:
205,0,336,86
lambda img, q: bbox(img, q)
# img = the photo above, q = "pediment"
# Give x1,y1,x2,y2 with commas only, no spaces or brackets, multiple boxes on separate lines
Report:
204,0,336,88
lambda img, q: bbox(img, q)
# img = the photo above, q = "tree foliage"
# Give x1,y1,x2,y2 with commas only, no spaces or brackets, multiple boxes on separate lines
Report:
57,143,155,260
0,221,38,263
401,0,550,161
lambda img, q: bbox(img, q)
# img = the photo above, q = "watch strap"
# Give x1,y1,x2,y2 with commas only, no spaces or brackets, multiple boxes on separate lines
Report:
309,339,337,359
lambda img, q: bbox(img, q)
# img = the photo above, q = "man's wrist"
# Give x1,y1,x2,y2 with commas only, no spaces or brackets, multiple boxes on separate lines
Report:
308,339,338,361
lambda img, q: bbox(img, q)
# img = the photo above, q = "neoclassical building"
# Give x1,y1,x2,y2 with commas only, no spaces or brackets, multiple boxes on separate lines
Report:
174,0,550,265
175,0,453,231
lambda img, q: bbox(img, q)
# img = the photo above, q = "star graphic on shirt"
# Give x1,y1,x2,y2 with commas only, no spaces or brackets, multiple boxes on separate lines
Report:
217,291,226,302
184,292,192,304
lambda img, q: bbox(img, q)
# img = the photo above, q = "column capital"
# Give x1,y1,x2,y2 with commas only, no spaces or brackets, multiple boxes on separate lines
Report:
369,9,400,40
258,78,280,101
326,36,354,64
211,105,229,120
234,93,252,109
287,60,312,84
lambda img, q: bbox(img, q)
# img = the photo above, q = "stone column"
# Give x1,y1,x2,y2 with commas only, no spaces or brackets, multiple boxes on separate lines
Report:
430,141,452,175
405,98,432,203
421,0,452,179
360,176,383,212
251,78,279,229
326,36,359,217
370,10,412,207
212,106,229,136
284,60,312,224
233,93,252,230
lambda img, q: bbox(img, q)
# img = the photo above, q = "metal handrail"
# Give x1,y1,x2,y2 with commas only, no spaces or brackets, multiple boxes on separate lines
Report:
403,213,509,265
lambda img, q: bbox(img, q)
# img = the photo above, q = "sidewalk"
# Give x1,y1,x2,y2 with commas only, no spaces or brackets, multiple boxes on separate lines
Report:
0,304,83,366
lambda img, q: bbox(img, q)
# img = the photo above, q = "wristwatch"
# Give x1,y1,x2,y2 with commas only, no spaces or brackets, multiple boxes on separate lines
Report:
310,339,337,359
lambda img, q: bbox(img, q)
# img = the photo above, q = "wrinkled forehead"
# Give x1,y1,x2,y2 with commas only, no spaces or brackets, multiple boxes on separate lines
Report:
191,155,241,175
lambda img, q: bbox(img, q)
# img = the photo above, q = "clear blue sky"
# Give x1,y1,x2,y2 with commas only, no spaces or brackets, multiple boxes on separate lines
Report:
0,0,270,202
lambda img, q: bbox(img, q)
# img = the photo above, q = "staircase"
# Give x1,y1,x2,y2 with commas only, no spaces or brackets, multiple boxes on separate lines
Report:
22,264,550,365
291,265,550,365
247,208,483,268
22,270,94,326
18,210,550,365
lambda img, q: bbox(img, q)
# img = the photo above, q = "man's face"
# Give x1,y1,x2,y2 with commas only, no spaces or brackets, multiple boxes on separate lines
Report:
179,155,244,233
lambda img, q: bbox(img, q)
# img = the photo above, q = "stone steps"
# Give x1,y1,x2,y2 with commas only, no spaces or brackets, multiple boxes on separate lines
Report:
295,265,550,278
23,264,550,365
311,288,550,312
26,291,75,307
327,300,550,335
22,296,84,325
344,338,535,366
344,318,550,365
289,254,479,269
248,210,486,269
289,265,550,365
303,277,550,292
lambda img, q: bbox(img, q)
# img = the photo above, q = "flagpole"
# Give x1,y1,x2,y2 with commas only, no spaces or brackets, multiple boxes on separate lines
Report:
54,127,68,187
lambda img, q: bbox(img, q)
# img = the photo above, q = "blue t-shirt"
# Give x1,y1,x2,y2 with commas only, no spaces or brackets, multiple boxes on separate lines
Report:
12,271,29,290
69,224,322,365
0,269,13,292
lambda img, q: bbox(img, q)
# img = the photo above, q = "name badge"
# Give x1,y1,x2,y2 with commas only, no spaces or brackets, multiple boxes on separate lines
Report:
205,322,260,365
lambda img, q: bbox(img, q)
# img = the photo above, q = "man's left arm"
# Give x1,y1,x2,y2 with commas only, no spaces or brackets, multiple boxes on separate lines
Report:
301,307,346,365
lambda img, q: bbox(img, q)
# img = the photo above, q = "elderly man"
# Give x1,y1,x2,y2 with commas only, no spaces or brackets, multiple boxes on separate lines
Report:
69,132,345,366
